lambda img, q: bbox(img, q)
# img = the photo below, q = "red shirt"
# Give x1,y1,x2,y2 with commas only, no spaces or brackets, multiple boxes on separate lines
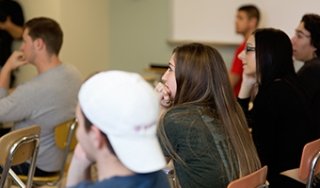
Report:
230,42,245,96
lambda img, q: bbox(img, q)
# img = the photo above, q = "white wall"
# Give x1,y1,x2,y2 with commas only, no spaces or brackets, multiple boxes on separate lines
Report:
109,0,173,75
172,0,320,44
109,0,235,74
13,0,238,85
15,0,108,83
60,0,109,78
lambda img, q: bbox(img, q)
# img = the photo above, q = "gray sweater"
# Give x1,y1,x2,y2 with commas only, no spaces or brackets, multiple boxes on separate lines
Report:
0,63,82,172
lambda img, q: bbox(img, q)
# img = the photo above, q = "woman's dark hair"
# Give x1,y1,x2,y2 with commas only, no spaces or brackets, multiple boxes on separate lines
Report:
254,28,295,86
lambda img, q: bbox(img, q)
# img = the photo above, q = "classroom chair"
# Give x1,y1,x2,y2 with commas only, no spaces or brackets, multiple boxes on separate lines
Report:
163,160,179,188
227,166,268,188
18,119,77,187
0,125,40,188
281,138,320,188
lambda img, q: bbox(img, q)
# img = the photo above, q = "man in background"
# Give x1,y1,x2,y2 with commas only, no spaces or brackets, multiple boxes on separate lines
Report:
291,13,320,136
0,17,82,176
229,4,260,96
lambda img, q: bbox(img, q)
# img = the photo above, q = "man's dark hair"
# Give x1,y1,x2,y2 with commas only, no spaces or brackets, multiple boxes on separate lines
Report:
238,4,260,26
81,110,116,155
301,14,320,57
25,17,63,55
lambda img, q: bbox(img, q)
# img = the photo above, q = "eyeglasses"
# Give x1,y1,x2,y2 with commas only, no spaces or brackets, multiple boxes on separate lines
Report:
245,46,255,53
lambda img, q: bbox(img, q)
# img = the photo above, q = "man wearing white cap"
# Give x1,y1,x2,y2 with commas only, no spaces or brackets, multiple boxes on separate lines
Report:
66,71,170,188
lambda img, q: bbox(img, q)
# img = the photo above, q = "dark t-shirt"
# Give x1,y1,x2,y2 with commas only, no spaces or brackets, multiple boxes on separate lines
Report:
71,171,170,188
159,104,239,188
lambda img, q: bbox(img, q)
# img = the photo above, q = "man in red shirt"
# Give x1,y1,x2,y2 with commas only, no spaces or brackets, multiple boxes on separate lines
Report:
229,4,260,96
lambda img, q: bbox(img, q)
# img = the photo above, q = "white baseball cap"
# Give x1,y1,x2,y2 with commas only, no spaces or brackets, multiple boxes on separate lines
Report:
78,70,166,173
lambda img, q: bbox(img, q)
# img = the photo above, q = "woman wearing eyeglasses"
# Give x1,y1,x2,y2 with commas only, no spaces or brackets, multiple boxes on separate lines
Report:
238,28,318,187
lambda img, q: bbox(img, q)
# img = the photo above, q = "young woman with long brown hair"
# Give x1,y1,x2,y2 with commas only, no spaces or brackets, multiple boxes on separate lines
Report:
156,43,261,188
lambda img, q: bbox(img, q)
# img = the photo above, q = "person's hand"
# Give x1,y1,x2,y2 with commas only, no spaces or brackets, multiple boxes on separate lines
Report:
67,144,93,187
3,51,28,71
238,72,257,99
155,82,172,108
242,72,257,88
73,144,93,167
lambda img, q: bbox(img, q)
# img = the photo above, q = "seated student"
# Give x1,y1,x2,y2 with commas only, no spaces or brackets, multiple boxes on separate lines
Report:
292,13,320,136
238,28,318,187
0,17,82,176
155,43,261,188
67,71,170,188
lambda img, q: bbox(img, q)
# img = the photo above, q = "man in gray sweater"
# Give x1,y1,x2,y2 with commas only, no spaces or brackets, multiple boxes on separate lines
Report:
0,17,82,176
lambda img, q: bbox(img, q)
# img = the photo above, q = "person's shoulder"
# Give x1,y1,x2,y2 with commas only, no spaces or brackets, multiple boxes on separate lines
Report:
162,104,203,131
164,104,221,128
308,57,320,65
92,171,170,188
70,178,123,188
59,63,83,80
263,79,295,95
263,78,305,103
135,171,170,188
67,181,95,188
299,58,320,73
146,171,171,188
165,103,201,118
61,63,81,72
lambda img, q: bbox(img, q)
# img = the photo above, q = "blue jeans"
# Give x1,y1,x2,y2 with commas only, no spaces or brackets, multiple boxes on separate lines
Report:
11,162,59,177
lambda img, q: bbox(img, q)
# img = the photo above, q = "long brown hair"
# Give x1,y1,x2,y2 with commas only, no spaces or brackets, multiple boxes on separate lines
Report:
158,43,260,176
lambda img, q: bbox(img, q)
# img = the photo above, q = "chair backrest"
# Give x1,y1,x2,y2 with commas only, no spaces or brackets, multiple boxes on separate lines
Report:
17,119,77,187
0,125,40,188
227,166,268,188
55,119,77,150
163,161,179,188
298,138,320,186
298,138,320,180
54,119,78,182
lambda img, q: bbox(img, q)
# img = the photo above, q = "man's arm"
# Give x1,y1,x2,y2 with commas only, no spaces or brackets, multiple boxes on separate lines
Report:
0,51,27,90
0,51,32,122
66,144,93,188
